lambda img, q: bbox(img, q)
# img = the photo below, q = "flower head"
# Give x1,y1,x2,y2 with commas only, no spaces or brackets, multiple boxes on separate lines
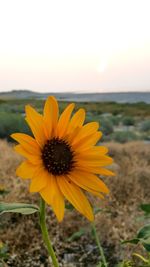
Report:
11,97,114,221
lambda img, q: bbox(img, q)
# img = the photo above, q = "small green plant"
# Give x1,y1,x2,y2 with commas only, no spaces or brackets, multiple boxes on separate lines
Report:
66,205,108,267
109,115,121,126
120,204,150,267
0,241,9,262
100,118,114,136
140,120,150,132
123,223,150,252
0,112,31,141
122,116,135,126
0,185,9,196
67,228,86,242
111,131,138,143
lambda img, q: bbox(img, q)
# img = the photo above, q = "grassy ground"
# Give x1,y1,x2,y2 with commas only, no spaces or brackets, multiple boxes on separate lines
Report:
0,140,150,266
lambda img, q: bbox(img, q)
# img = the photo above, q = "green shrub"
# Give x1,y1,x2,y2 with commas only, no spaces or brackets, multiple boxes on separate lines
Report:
100,118,114,136
109,115,121,126
85,112,100,123
140,120,150,132
122,116,135,126
0,112,31,141
141,133,150,141
111,131,138,143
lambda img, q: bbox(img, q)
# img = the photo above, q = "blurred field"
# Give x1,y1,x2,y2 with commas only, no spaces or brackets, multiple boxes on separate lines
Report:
0,139,150,266
0,99,150,143
0,98,150,266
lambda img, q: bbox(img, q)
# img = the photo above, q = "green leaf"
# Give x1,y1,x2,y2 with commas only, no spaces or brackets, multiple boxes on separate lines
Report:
140,204,150,214
96,262,104,267
123,225,150,252
137,224,150,252
67,228,85,242
142,238,150,252
122,238,140,245
137,224,150,239
143,243,150,252
0,202,39,215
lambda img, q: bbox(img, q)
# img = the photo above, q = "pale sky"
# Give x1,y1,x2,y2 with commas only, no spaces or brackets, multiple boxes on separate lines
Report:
0,0,150,93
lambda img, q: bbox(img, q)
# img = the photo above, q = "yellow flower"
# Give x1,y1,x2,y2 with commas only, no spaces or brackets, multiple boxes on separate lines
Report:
11,96,114,222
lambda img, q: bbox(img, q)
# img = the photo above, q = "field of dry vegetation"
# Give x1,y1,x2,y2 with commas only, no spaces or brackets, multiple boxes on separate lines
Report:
0,139,150,266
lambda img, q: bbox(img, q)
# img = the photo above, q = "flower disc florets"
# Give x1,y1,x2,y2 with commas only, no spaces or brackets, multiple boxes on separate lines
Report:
42,137,75,175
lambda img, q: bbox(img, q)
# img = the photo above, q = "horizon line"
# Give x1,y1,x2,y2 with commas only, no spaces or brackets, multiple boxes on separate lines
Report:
0,89,150,94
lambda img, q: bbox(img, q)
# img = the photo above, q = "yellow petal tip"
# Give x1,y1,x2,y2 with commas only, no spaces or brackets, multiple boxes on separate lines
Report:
110,171,116,176
56,216,64,222
25,104,31,111
88,213,94,222
10,133,18,140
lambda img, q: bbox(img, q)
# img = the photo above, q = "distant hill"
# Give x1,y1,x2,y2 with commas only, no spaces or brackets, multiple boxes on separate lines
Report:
0,90,150,103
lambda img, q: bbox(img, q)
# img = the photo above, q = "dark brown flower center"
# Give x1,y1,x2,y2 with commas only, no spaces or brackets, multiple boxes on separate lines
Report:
42,138,75,175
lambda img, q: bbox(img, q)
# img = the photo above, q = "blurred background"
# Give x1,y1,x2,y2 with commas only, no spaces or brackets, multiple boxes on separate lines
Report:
0,0,150,143
0,1,150,266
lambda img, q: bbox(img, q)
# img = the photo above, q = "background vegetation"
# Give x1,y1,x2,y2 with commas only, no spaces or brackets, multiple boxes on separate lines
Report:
0,98,150,143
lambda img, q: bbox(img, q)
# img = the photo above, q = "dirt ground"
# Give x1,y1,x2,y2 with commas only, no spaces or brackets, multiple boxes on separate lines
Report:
0,140,150,267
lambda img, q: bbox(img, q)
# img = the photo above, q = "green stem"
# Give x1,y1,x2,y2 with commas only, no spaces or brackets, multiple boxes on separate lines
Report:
91,222,108,267
39,198,59,267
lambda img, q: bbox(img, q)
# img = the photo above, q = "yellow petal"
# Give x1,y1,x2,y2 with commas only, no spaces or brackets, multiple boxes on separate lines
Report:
11,133,40,155
66,126,81,144
77,155,113,167
68,170,109,194
96,168,115,176
14,145,42,165
57,176,94,221
43,96,59,138
67,108,85,134
25,105,46,148
77,146,108,160
16,160,37,179
40,174,65,222
57,103,75,138
77,166,115,176
29,168,49,192
74,131,102,152
84,188,104,199
71,122,99,146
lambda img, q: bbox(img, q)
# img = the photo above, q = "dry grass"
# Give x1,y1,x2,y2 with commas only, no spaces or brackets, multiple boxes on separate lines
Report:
0,140,150,266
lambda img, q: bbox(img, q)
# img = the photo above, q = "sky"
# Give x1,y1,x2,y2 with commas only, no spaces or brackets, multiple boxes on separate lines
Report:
0,0,150,93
